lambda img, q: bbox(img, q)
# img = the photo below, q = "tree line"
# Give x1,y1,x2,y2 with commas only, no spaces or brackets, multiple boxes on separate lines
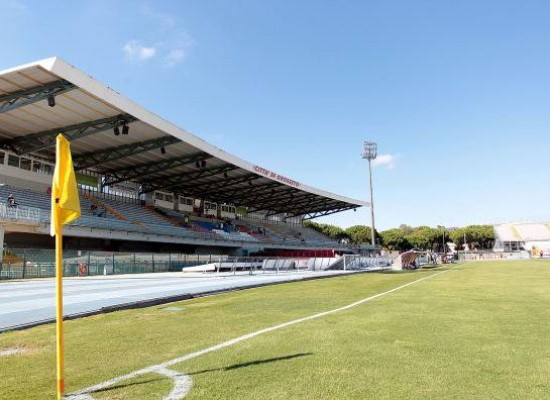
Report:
304,221,495,251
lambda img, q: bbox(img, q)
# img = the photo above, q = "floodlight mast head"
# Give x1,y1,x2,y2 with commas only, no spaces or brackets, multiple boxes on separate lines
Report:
362,141,377,161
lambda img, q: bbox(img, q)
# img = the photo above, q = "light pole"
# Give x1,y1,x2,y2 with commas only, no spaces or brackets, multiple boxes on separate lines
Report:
362,141,377,247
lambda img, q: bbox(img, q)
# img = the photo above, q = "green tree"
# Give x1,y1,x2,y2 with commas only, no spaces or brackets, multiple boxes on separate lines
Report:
305,221,495,251
345,225,379,244
399,224,414,235
434,226,450,252
304,221,350,241
465,225,495,249
449,227,466,249
380,228,410,251
406,226,439,250
448,225,494,250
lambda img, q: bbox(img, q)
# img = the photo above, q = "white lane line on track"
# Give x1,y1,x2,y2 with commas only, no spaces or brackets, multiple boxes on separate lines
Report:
66,268,453,399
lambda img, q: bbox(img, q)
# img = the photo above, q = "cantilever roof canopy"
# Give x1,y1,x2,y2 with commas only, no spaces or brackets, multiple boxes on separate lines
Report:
0,57,369,219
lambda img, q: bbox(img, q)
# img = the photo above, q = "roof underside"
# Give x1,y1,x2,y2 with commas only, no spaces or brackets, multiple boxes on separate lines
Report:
0,58,368,220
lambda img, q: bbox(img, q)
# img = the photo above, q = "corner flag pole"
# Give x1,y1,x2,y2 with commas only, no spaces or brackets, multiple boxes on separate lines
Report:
55,227,64,399
51,134,81,399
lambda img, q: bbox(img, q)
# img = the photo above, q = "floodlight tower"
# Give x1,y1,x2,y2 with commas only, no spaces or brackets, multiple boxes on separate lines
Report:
362,141,377,246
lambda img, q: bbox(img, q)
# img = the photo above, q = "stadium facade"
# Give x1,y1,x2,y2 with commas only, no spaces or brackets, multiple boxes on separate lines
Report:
0,57,369,257
493,222,550,256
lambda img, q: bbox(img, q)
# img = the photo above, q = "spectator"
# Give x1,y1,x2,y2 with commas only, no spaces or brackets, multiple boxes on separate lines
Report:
7,193,17,208
91,204,106,217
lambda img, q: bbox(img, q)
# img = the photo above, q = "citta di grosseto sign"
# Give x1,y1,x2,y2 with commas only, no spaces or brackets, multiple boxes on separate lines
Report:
253,165,301,187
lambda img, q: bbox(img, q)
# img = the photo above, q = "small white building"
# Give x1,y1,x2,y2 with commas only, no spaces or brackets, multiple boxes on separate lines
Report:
493,222,550,255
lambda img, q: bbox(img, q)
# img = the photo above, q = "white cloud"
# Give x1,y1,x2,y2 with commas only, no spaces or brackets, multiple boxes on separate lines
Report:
372,154,398,169
139,47,156,60
122,5,193,68
165,49,185,67
123,40,157,61
1,0,26,13
139,4,176,31
163,34,193,67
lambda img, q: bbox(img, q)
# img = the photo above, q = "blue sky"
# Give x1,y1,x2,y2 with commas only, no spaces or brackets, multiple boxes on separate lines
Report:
1,0,549,230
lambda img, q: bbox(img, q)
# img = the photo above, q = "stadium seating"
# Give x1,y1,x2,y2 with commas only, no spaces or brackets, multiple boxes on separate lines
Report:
495,223,550,242
0,185,49,210
212,229,258,242
244,219,339,246
0,184,341,247
152,207,188,226
236,219,294,243
96,196,171,226
514,224,550,241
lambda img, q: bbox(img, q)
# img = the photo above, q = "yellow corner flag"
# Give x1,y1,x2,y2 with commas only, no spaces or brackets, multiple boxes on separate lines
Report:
51,134,81,237
51,134,81,399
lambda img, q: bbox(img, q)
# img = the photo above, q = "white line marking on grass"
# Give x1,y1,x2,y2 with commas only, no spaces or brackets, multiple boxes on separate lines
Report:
66,269,452,399
66,394,94,400
0,347,27,357
157,368,193,400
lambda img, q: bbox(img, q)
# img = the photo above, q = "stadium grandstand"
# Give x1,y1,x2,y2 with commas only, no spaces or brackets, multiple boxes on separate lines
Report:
493,222,550,256
0,57,370,264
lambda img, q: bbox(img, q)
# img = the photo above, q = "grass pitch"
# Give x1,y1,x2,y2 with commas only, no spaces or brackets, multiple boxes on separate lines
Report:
2,260,550,399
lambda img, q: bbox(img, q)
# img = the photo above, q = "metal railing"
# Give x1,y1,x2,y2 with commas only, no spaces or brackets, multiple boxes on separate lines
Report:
0,250,229,280
457,251,531,261
0,204,349,250
0,250,394,280
0,202,42,222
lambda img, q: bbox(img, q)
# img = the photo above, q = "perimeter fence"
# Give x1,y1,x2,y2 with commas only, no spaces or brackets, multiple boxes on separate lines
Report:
0,249,230,280
0,249,392,280
457,251,531,261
